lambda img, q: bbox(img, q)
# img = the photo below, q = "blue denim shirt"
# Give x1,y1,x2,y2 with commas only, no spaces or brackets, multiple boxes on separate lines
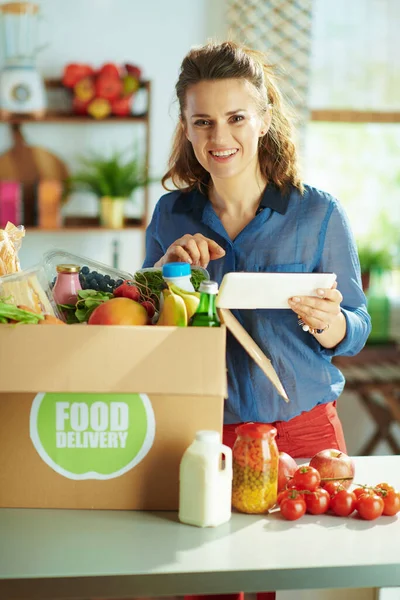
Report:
143,184,371,424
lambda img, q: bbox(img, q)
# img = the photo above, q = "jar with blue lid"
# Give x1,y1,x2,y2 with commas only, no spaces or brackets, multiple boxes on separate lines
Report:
162,262,195,292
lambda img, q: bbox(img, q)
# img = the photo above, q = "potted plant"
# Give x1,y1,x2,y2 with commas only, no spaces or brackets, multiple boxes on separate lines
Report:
357,243,393,292
68,146,149,228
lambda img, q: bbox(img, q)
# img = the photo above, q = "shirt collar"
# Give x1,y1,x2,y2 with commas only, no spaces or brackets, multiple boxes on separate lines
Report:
173,184,290,216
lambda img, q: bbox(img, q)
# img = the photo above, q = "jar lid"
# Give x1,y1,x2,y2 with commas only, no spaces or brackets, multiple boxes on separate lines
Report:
235,422,277,439
162,262,191,277
56,264,81,273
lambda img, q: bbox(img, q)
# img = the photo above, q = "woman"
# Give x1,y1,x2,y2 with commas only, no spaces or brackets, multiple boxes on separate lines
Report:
143,39,371,599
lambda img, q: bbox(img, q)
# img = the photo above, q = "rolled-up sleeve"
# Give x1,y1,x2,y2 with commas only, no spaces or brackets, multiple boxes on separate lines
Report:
142,202,164,268
316,198,372,357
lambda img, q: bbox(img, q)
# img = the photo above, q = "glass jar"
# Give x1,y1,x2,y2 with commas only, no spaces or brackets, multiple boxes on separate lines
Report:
232,423,278,514
52,264,82,306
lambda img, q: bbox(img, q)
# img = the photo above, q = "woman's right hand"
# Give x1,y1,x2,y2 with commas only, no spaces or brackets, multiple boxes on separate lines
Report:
155,233,225,268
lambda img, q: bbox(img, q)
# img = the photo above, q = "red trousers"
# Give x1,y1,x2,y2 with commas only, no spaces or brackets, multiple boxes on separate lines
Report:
185,402,347,600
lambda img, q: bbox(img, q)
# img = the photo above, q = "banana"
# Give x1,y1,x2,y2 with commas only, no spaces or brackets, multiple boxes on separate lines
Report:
169,284,200,321
156,289,187,326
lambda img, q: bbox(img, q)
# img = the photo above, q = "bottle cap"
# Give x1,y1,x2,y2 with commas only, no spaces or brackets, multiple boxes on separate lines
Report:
195,430,220,443
199,280,218,294
162,262,191,278
56,264,80,273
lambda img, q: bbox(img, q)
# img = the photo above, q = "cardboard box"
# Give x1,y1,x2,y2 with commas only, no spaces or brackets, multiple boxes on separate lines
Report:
0,312,286,511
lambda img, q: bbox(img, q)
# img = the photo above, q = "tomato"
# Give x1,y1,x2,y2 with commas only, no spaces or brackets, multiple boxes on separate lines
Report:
353,487,371,500
357,494,384,520
375,482,395,494
374,488,400,516
323,481,344,496
277,489,294,506
304,488,330,515
293,466,321,492
330,489,357,517
280,495,307,521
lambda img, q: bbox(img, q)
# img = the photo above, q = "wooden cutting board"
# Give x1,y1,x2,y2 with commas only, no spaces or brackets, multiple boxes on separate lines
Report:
0,124,69,226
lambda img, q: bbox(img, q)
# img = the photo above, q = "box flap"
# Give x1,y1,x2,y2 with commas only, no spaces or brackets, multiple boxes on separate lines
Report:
0,325,227,397
218,308,289,402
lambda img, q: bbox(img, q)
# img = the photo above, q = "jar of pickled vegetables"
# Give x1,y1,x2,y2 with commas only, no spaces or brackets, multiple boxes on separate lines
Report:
232,423,278,514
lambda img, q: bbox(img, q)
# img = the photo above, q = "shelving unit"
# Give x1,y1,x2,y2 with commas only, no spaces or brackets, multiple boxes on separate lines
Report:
0,79,152,234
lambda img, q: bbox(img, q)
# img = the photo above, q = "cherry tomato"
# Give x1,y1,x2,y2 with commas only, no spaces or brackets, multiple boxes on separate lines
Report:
330,489,357,517
280,495,307,521
277,489,294,506
293,466,321,492
304,488,330,515
323,481,344,497
374,488,400,516
353,487,371,500
375,482,395,494
357,494,384,520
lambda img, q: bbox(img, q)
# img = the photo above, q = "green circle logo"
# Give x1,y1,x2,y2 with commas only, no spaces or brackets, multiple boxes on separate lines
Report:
30,392,155,480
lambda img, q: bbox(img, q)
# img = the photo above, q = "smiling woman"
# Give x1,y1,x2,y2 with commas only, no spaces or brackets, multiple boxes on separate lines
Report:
143,41,371,599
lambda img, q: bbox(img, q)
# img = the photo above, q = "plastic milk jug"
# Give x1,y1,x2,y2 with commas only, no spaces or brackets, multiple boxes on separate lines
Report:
179,430,233,527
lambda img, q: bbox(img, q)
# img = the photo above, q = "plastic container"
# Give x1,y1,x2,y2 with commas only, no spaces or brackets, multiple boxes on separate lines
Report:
42,249,133,294
0,264,61,317
179,430,232,528
162,262,195,292
232,423,278,514
52,264,82,305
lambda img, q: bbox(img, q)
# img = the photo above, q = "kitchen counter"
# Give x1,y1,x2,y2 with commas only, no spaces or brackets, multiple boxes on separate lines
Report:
0,456,399,599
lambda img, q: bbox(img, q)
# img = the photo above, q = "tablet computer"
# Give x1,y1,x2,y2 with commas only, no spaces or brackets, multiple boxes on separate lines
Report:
216,272,337,310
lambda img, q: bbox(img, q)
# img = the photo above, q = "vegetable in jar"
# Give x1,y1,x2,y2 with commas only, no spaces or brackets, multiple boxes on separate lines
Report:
232,423,278,514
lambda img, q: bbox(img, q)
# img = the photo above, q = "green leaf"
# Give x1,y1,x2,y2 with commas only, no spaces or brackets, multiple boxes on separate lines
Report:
75,308,90,323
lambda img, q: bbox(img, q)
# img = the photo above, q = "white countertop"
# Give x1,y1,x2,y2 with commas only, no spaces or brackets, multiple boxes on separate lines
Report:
0,456,399,599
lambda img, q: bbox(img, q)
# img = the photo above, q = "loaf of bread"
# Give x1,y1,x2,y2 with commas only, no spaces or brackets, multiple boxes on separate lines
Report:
0,222,25,276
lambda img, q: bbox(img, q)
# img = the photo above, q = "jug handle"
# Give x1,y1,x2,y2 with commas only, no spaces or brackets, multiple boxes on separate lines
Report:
220,443,232,472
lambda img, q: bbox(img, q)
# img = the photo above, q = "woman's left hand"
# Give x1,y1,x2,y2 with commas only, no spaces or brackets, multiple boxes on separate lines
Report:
288,281,343,332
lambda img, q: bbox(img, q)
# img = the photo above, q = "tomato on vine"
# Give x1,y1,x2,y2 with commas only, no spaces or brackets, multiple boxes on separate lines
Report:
293,466,321,492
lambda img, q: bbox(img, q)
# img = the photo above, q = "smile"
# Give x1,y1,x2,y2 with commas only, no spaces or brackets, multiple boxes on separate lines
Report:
209,149,239,163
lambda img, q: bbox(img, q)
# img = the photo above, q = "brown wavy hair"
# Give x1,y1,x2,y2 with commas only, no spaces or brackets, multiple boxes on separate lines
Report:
162,40,302,194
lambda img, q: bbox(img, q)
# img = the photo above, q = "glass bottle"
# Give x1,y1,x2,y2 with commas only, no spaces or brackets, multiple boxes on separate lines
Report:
189,280,220,327
52,264,82,305
232,423,279,514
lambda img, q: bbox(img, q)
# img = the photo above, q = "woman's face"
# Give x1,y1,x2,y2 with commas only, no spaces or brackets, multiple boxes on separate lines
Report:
184,78,268,182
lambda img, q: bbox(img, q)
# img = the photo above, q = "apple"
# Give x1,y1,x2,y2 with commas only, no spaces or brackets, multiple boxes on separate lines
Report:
98,63,121,79
62,63,95,88
88,297,148,326
278,451,298,492
74,76,96,102
309,449,355,490
95,74,123,101
111,95,133,117
87,97,112,120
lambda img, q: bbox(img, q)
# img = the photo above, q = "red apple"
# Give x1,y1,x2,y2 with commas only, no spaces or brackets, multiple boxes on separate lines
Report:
309,449,355,490
278,452,298,492
111,95,133,116
88,297,147,326
98,63,121,79
95,74,123,100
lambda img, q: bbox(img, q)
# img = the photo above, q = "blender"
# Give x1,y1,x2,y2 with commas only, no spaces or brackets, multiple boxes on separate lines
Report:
0,2,46,117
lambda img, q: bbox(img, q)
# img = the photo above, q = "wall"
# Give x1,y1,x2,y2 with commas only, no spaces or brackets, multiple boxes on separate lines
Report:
0,0,226,272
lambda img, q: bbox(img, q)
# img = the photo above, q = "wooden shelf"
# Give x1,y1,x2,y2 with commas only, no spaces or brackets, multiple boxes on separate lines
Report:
0,112,147,125
311,109,400,123
26,216,145,232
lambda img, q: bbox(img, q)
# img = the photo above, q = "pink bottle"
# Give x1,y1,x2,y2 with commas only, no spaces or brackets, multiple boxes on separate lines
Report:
52,264,82,305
